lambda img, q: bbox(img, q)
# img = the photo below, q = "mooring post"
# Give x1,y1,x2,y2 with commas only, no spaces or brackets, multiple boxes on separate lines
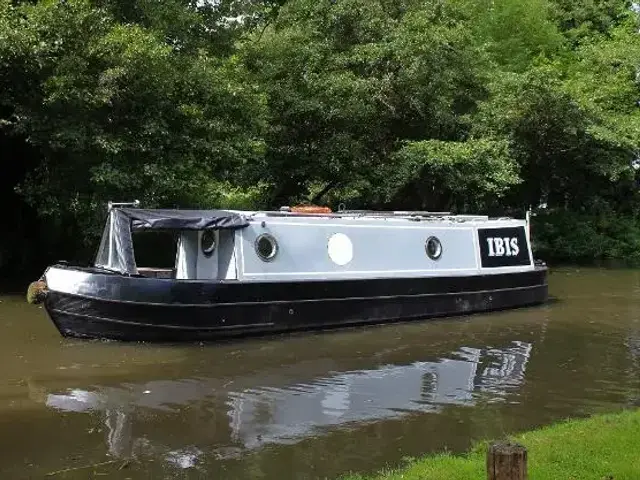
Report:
486,442,528,480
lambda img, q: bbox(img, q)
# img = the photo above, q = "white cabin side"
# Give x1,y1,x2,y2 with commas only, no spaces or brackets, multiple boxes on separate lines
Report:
171,214,535,282
174,230,238,280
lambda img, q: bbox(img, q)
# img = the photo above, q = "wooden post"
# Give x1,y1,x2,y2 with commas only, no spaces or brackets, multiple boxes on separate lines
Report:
486,442,528,480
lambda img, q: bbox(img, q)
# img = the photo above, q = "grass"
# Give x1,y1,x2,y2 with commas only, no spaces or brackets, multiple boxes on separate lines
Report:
342,408,640,480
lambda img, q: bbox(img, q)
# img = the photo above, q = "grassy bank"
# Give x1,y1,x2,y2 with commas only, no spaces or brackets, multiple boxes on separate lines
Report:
343,409,640,480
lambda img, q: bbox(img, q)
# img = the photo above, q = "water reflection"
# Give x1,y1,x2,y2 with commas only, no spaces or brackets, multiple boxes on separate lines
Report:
43,340,532,467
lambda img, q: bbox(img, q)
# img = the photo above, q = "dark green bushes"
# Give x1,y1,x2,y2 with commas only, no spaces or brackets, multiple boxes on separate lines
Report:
532,210,640,266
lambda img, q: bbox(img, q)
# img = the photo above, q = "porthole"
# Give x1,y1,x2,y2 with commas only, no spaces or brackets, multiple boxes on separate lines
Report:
425,236,442,260
255,233,278,262
201,230,217,257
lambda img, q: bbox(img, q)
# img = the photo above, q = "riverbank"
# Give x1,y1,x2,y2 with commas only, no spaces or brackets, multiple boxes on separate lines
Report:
343,408,640,480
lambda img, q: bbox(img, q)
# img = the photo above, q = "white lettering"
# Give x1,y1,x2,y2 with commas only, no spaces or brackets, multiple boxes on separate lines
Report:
485,237,521,257
510,237,520,256
487,238,495,256
503,237,512,256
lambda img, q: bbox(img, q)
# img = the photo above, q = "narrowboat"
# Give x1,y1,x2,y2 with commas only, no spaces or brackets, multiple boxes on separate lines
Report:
31,201,548,341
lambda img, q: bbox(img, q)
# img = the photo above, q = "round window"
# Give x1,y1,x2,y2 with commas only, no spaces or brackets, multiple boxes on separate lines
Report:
201,230,217,257
255,233,278,261
425,236,442,260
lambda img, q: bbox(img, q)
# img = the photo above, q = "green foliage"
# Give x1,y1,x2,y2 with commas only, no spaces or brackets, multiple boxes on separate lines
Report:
2,0,640,274
532,210,640,266
471,65,637,210
562,17,640,152
91,0,287,55
470,10,640,213
465,0,565,72
1,0,266,249
189,179,272,210
388,138,520,210
244,0,485,205
549,0,633,44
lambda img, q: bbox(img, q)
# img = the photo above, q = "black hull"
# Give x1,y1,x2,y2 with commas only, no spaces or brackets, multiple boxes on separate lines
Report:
44,267,548,342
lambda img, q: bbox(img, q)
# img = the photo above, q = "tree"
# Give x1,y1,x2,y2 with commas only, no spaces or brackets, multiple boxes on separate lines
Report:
470,9,640,212
463,0,565,72
1,0,267,260
549,0,633,45
243,0,486,207
387,138,520,211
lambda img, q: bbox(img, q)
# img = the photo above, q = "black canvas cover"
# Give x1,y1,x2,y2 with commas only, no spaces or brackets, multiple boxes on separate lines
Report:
94,208,249,274
120,208,250,231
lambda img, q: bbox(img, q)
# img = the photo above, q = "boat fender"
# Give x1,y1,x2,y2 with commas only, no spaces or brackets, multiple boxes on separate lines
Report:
26,279,48,305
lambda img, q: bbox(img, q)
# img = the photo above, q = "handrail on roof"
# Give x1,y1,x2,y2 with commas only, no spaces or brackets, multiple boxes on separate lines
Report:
258,210,495,222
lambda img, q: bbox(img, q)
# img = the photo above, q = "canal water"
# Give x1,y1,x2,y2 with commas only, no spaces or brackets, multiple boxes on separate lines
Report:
0,267,639,479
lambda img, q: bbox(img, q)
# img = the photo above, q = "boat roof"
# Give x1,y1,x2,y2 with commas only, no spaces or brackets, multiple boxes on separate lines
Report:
115,206,509,226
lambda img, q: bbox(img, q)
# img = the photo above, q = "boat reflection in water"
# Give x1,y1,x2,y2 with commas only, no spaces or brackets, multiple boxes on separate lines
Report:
43,341,532,468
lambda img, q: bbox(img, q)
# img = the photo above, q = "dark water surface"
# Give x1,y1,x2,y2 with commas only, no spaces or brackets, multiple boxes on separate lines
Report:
1,268,640,479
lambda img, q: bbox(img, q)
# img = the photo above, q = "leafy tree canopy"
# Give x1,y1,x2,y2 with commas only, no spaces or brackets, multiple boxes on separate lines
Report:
1,0,640,273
